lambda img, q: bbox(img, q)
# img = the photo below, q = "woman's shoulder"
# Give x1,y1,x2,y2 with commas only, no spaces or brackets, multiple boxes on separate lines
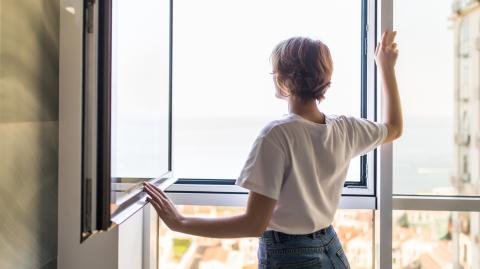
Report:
258,118,289,137
326,113,352,121
258,113,357,137
253,116,298,144
325,114,360,128
328,114,381,126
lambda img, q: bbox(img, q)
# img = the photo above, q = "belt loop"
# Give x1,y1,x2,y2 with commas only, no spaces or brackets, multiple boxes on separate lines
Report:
311,232,317,239
273,231,280,243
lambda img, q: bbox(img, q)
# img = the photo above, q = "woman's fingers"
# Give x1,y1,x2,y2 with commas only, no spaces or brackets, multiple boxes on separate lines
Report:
144,182,161,196
143,182,180,219
147,196,158,208
143,183,158,199
390,43,397,51
150,185,177,209
389,31,397,45
144,184,166,205
381,30,389,46
144,182,169,202
147,196,164,215
380,30,397,47
144,182,177,211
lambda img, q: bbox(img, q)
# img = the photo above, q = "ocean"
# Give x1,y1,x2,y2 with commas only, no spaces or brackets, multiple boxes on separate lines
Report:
172,115,455,195
111,112,456,195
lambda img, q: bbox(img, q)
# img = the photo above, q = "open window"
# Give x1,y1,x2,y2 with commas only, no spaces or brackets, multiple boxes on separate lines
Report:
81,0,174,239
80,0,378,239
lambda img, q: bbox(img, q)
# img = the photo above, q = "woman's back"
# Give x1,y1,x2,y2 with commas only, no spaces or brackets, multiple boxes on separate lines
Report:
235,112,387,234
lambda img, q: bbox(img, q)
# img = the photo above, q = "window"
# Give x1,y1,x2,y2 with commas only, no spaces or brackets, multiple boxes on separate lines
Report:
108,0,173,213
392,0,480,196
110,0,171,179
391,0,480,267
81,0,173,237
109,0,173,213
173,0,375,193
82,0,376,238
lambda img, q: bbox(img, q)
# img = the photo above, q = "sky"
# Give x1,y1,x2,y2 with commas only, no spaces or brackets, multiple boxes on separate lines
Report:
112,0,455,120
172,0,455,119
173,0,362,118
393,0,454,118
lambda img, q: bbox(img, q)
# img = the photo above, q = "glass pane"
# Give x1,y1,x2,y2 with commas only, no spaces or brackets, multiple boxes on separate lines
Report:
393,210,480,268
393,0,480,195
111,0,170,178
173,0,363,181
110,0,171,206
158,206,373,269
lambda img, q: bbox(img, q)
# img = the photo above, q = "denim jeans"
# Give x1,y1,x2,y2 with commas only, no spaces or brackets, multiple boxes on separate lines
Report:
258,225,350,269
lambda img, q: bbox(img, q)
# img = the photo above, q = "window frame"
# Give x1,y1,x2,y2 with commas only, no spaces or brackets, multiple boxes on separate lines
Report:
169,0,379,202
374,0,480,268
81,0,176,240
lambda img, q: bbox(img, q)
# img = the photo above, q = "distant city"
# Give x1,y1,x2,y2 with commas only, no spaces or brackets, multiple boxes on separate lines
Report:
158,206,471,269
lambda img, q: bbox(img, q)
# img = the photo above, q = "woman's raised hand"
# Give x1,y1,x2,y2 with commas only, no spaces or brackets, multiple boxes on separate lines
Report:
375,30,403,144
374,30,398,73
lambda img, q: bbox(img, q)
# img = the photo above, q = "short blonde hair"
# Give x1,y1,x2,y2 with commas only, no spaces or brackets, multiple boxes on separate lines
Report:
271,37,333,103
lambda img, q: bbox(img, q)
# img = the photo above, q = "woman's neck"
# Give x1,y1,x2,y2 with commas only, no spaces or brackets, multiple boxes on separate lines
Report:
288,99,325,124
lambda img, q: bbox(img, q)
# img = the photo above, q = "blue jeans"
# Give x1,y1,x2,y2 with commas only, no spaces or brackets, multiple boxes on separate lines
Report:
258,225,351,269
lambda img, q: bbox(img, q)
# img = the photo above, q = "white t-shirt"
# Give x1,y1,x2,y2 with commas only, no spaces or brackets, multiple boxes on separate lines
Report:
235,112,388,234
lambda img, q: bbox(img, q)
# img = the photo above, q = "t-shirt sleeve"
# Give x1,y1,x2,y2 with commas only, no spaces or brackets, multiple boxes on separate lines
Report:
235,135,286,200
346,116,388,158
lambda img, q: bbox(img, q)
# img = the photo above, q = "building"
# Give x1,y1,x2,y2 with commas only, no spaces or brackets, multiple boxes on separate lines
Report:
451,0,480,268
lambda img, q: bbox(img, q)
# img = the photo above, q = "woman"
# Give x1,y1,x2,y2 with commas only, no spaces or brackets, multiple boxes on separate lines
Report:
143,30,402,268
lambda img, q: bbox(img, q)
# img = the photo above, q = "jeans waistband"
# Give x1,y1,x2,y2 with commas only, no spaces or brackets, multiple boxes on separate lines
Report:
261,225,334,240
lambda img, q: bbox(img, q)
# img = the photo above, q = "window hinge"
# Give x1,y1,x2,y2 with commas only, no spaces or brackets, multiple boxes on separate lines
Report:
86,0,96,33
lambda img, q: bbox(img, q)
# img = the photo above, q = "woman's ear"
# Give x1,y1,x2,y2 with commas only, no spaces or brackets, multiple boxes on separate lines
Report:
274,75,290,99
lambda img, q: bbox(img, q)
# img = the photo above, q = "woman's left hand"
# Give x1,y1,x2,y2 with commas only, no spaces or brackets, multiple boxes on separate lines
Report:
143,181,184,231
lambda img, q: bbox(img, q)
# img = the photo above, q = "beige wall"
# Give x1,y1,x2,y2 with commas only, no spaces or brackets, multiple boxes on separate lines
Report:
0,1,59,268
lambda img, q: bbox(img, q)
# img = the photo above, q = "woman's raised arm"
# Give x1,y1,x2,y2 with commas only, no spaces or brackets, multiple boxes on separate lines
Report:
375,30,403,144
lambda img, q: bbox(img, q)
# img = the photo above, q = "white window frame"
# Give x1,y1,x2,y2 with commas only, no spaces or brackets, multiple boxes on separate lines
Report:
374,0,480,268
167,0,379,211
